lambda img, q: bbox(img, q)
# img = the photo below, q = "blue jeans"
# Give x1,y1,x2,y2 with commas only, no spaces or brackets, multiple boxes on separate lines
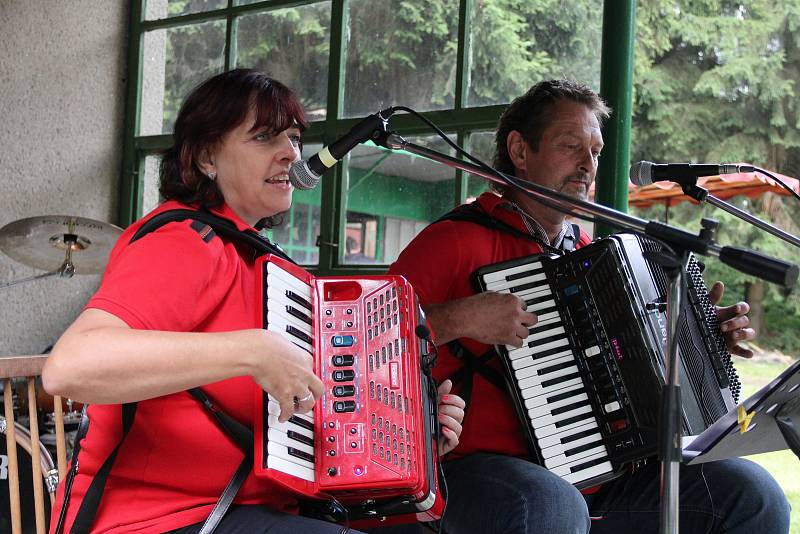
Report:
168,505,367,534
434,453,790,534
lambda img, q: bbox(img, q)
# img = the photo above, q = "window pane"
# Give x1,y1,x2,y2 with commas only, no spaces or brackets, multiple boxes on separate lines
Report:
265,143,323,266
140,20,226,135
145,0,227,21
344,135,456,264
235,3,331,122
466,131,495,201
142,154,163,215
468,0,603,107
344,0,459,118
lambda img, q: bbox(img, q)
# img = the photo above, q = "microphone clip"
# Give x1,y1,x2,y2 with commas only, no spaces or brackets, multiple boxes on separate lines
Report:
680,182,708,203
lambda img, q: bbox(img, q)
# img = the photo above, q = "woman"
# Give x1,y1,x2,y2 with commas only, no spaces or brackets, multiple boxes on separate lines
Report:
43,69,464,534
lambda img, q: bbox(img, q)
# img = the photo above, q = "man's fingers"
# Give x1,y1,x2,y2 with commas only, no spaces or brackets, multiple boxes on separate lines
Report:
308,375,325,400
717,302,750,324
439,428,459,455
515,324,531,341
721,314,750,333
278,398,295,422
730,327,756,343
730,344,754,358
520,311,538,326
708,281,724,306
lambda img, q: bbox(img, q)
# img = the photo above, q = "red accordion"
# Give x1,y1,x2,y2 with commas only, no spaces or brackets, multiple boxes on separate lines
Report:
252,255,443,525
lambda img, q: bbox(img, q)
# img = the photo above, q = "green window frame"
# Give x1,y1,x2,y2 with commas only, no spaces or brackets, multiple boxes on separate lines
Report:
120,0,634,275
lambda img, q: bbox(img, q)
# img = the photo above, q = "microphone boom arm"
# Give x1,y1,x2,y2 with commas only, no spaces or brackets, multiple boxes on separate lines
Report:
679,183,800,248
380,133,798,289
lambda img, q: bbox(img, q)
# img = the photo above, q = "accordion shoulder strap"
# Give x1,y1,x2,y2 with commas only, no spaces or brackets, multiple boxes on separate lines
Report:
130,208,295,263
433,201,581,253
64,389,251,534
445,340,506,416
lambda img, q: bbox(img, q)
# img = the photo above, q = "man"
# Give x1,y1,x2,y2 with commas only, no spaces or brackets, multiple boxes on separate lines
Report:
388,80,790,534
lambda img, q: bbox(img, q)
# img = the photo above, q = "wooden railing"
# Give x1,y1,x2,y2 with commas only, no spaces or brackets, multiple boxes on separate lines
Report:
2,355,67,534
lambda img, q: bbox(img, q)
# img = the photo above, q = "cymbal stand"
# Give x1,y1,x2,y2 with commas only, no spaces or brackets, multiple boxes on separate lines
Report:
0,236,77,289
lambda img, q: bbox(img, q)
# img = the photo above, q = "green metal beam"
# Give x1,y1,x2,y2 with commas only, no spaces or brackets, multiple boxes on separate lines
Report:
139,0,314,31
118,1,145,227
454,0,472,110
596,0,636,237
317,0,348,275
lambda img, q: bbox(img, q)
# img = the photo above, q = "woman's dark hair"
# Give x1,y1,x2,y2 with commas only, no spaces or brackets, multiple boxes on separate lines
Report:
492,79,611,192
159,69,307,227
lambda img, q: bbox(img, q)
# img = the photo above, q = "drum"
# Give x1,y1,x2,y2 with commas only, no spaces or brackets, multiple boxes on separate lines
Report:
11,376,84,425
1,419,57,534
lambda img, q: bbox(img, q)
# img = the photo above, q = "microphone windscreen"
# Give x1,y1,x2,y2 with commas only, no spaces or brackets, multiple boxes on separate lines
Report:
288,160,321,190
629,161,653,186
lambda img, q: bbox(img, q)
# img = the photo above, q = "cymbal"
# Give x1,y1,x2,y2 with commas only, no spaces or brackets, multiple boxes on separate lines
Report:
0,215,122,274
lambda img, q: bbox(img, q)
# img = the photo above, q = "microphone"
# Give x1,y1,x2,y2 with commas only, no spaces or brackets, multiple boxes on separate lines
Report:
629,161,755,186
289,107,395,190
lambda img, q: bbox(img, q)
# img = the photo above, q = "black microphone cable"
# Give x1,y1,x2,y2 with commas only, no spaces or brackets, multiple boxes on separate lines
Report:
414,322,451,534
753,167,800,203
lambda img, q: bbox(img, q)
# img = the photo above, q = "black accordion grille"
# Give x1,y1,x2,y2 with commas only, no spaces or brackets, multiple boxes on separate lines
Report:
639,237,741,415
685,258,742,404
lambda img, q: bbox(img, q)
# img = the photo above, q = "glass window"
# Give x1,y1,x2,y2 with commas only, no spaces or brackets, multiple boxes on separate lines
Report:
235,2,332,122
145,0,227,21
140,20,226,135
126,0,611,271
265,142,322,265
465,131,495,201
267,196,321,265
468,1,603,107
344,0,459,118
344,134,456,264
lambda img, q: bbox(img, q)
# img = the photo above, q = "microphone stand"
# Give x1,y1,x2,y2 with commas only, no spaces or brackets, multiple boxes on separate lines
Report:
658,250,686,534
369,130,798,534
378,132,797,287
680,183,800,248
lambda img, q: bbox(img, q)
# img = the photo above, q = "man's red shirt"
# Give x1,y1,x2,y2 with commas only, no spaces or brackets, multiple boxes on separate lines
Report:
388,192,591,461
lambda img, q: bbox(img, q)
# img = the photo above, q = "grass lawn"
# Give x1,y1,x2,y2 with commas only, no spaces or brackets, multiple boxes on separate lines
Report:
734,358,799,533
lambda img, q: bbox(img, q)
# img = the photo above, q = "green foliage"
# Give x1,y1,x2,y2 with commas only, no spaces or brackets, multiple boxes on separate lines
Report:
632,0,800,175
468,0,602,106
631,0,800,356
235,4,330,115
157,0,604,123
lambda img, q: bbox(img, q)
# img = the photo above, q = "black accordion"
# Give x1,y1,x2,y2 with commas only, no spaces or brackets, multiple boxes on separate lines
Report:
475,233,740,489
